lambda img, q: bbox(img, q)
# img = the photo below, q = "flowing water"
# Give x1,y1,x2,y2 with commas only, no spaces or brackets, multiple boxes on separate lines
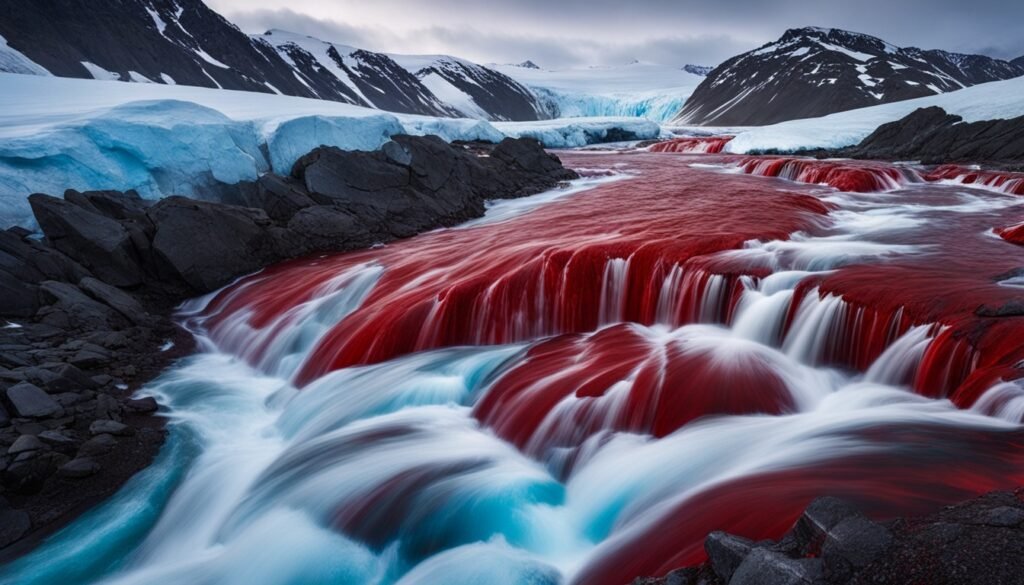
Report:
4,150,1024,585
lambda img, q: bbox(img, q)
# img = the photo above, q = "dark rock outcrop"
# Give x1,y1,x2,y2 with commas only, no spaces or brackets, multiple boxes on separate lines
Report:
636,491,1024,585
0,135,577,557
837,106,1024,166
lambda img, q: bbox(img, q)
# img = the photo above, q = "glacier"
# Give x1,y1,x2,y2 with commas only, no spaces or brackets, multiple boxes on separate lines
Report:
726,75,1024,154
0,73,660,227
492,63,703,123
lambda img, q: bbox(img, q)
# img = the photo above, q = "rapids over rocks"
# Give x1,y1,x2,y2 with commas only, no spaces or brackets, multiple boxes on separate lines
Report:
4,146,1024,585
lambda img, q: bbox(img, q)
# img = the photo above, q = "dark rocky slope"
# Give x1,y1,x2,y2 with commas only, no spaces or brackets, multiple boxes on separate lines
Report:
837,106,1024,166
0,136,577,557
676,27,1024,126
636,491,1024,585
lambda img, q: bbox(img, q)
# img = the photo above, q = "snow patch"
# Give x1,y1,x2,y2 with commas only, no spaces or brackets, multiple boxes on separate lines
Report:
0,34,50,76
81,61,120,81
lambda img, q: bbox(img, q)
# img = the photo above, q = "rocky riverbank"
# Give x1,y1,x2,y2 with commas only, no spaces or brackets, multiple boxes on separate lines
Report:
0,135,578,557
636,490,1024,585
778,106,1024,170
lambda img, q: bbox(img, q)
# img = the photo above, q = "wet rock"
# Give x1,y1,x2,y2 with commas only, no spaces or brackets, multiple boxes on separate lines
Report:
730,548,822,585
89,419,132,436
5,382,62,418
27,363,97,394
69,344,114,369
822,516,892,578
3,451,66,493
242,174,318,221
705,531,754,582
58,457,100,479
792,496,864,553
125,396,159,413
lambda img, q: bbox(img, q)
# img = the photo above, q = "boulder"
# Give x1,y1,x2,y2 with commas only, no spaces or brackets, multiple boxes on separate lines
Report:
0,269,38,317
28,194,143,287
58,457,100,479
9,434,45,455
78,277,154,325
730,548,822,585
242,174,318,221
5,382,61,418
147,197,279,292
791,496,864,553
78,433,117,456
704,531,754,582
89,419,132,436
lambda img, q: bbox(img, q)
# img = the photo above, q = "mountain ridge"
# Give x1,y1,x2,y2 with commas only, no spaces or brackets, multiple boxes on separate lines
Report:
675,26,1024,126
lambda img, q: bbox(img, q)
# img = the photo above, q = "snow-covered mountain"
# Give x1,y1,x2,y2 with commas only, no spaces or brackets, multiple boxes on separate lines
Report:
391,54,549,121
0,0,548,120
675,27,1024,126
1014,56,1024,69
491,62,706,122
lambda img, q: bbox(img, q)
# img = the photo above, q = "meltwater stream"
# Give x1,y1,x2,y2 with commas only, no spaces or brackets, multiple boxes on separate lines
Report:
4,151,1024,585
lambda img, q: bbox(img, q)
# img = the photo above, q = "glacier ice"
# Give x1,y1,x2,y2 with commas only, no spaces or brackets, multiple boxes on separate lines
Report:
0,73,658,227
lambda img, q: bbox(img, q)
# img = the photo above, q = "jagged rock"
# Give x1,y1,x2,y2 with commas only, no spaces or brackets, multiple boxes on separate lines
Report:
0,270,39,317
69,345,114,369
78,277,154,326
3,451,66,493
286,206,371,251
977,506,1024,527
791,496,865,553
89,419,132,436
147,196,278,292
705,531,754,582
822,516,892,577
26,363,97,394
241,175,318,221
5,382,62,418
58,457,100,479
37,429,78,451
730,548,822,585
28,194,143,287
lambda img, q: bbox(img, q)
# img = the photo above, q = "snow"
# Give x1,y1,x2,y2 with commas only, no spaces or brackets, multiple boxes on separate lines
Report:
194,48,230,69
419,71,489,119
257,30,372,105
0,34,50,76
0,73,655,227
727,76,1024,154
492,62,704,123
81,61,120,81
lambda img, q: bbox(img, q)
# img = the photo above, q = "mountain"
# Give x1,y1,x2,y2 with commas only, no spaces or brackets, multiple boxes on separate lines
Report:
0,0,547,121
392,55,548,121
675,27,1024,126
682,64,714,76
1014,56,1024,68
254,30,457,117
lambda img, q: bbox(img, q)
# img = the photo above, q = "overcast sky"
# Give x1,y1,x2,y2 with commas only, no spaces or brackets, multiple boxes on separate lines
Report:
207,0,1024,68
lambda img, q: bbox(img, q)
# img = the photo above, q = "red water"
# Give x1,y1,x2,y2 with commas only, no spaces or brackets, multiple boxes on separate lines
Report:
195,150,1024,582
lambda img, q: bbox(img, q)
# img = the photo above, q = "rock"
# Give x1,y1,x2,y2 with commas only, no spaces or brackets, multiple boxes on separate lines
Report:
8,434,45,455
977,505,1024,527
821,516,892,573
242,174,318,221
286,206,370,251
730,548,822,585
38,281,127,330
78,277,154,326
0,403,9,427
791,496,864,553
0,501,31,549
89,419,133,436
0,269,39,318
3,451,65,494
125,396,159,413
78,433,117,456
58,457,100,479
5,382,62,418
147,196,278,292
28,193,143,287
28,363,97,394
69,346,114,369
37,429,78,450
94,393,122,421
704,531,754,582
